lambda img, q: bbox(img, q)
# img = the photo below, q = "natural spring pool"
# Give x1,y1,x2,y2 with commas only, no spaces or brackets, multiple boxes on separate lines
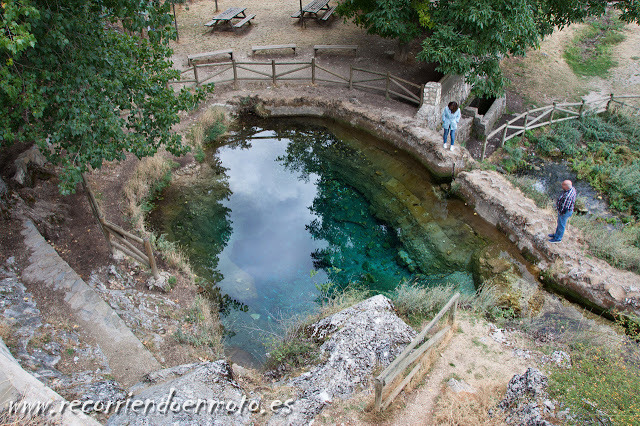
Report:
150,117,529,366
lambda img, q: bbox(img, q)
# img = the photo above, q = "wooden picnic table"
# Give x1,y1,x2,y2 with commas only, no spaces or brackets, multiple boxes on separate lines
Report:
292,0,335,21
205,7,247,28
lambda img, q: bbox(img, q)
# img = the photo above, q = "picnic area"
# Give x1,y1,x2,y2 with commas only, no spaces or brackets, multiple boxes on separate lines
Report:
169,0,441,95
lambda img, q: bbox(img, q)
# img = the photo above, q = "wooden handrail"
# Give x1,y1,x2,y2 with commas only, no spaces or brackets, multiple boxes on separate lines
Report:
82,174,159,279
374,292,459,411
169,58,423,107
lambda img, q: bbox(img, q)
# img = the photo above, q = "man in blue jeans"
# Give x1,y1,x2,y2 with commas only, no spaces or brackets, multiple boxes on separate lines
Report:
549,180,576,243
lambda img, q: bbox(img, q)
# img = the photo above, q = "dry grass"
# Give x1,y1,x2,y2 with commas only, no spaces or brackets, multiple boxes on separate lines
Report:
0,320,10,342
432,384,507,425
172,295,224,358
187,107,229,150
123,153,173,233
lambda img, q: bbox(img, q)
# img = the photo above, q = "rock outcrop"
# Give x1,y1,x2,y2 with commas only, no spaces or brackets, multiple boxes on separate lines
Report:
269,294,416,425
457,170,640,317
107,360,254,425
498,368,556,426
472,245,544,315
0,338,100,425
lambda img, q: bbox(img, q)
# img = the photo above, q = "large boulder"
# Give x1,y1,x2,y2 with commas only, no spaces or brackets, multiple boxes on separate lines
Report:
269,294,416,425
107,360,254,425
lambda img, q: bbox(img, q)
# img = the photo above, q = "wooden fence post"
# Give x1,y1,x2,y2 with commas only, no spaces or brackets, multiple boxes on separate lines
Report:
385,72,391,100
144,238,160,279
450,298,458,325
374,378,383,411
481,137,488,162
272,59,277,86
550,102,556,123
232,59,238,89
606,93,614,112
578,99,586,119
501,125,508,147
82,175,114,255
521,112,529,142
311,58,316,84
193,65,199,87
349,65,353,90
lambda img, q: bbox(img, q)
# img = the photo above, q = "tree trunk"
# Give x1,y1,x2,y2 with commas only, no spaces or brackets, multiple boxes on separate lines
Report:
393,40,410,62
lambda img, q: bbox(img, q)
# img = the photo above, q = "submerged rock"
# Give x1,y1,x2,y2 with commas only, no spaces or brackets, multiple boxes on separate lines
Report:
472,245,544,316
269,294,416,425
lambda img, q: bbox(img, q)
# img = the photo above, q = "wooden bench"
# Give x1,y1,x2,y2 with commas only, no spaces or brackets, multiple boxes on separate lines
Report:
251,44,297,55
313,44,358,56
233,14,255,28
187,49,234,66
291,10,302,18
321,6,336,21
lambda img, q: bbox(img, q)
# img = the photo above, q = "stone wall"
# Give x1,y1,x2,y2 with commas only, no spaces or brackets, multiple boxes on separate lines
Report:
415,75,472,132
463,96,507,138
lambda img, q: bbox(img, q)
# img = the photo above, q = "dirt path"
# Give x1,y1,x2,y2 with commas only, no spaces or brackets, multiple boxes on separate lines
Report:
387,317,530,425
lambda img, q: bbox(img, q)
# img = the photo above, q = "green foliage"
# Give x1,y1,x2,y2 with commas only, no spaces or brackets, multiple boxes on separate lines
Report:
193,147,205,163
500,141,528,173
506,175,551,208
528,113,640,217
204,121,228,145
1,0,207,194
140,170,172,213
264,339,318,371
548,344,640,425
335,0,421,44
337,0,639,97
564,13,626,77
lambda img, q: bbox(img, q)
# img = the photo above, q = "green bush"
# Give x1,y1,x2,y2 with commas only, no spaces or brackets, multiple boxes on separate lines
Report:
204,121,227,145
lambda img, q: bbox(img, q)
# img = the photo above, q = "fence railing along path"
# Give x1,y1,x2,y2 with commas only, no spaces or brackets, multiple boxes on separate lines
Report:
374,292,459,411
82,175,160,279
169,58,425,107
481,94,640,161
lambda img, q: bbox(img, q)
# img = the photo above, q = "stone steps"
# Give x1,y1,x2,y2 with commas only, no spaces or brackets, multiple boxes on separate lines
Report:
20,219,161,388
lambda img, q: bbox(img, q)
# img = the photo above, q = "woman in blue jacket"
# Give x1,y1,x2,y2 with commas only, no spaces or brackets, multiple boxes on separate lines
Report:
442,101,461,151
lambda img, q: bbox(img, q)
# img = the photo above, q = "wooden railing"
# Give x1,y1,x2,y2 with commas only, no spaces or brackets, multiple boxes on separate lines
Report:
481,94,640,161
374,292,459,411
82,175,159,279
169,59,425,107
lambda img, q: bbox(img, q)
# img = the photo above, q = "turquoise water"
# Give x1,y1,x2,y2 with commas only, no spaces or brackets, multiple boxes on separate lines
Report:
150,118,487,365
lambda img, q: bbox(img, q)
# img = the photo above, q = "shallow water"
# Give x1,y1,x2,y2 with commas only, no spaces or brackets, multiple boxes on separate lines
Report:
150,118,529,365
522,161,611,217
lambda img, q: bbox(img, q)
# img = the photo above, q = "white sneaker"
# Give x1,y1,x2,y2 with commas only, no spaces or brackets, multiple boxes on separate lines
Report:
443,143,448,149
449,145,455,151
